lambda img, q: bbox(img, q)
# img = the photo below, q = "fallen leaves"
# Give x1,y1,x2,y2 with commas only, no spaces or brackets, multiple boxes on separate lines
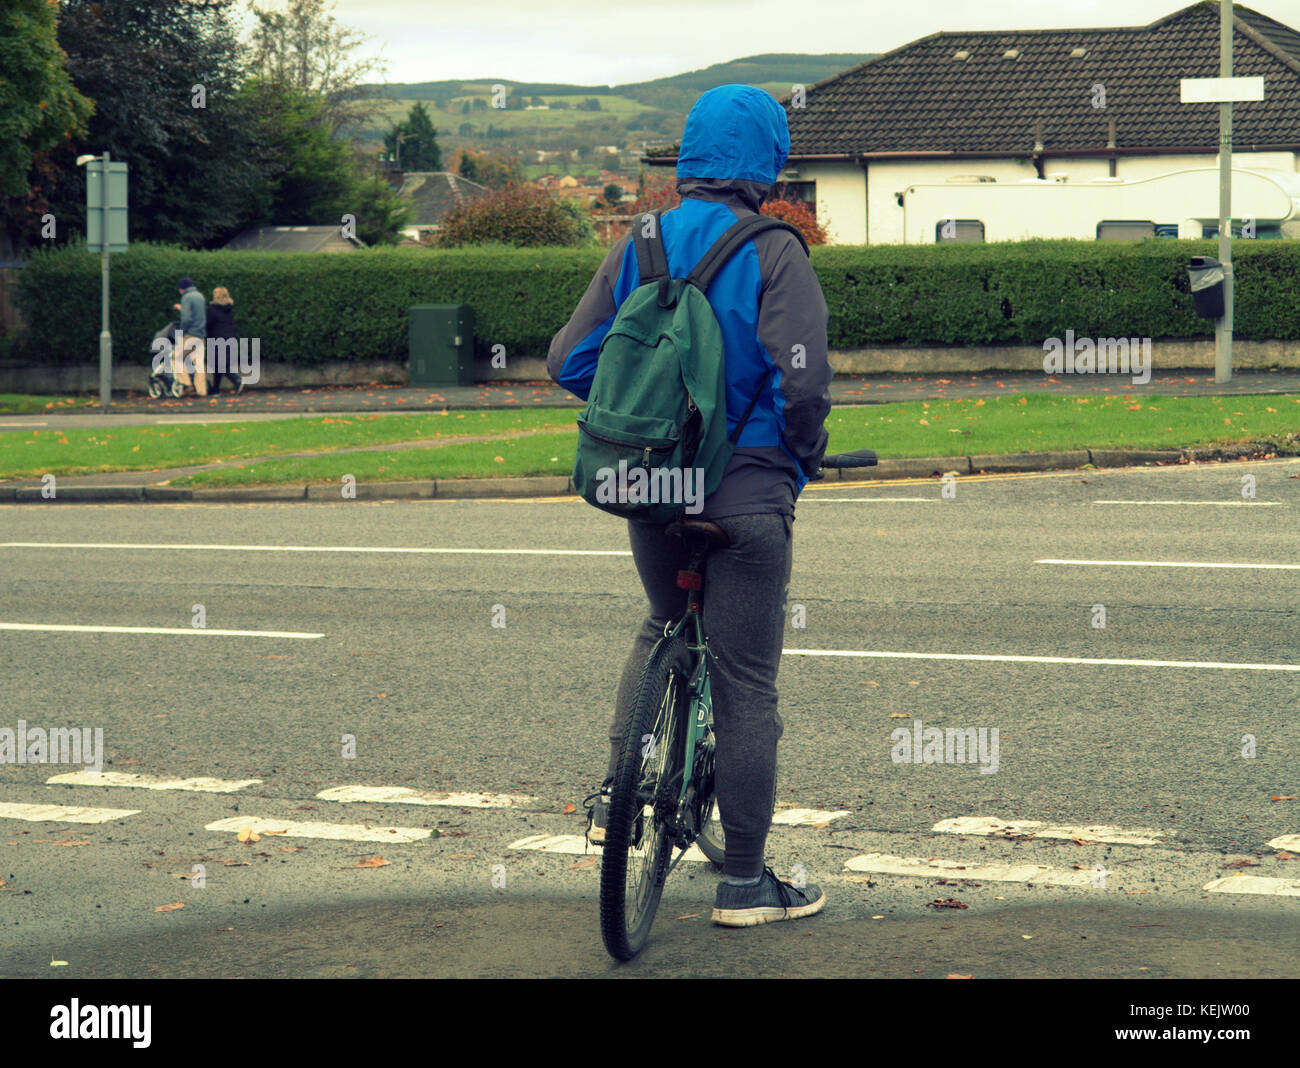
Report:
342,856,390,869
569,858,597,870
1270,794,1296,802
49,839,89,847
561,803,576,815
947,973,973,979
927,898,968,910
236,826,260,844
154,901,184,913
1222,859,1259,869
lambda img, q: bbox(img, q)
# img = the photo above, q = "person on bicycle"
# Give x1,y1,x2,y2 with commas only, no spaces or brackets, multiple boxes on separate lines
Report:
547,84,833,927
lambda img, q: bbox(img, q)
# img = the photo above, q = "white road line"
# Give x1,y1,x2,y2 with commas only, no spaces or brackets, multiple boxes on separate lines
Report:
844,852,1093,887
0,542,631,557
0,801,139,824
783,648,1300,672
1038,558,1299,570
47,771,261,793
507,833,711,863
799,497,934,503
204,816,431,843
1203,875,1300,897
153,418,249,424
772,808,850,826
316,786,536,808
932,816,1173,846
1092,500,1280,506
1267,834,1300,851
0,622,323,638
0,421,47,427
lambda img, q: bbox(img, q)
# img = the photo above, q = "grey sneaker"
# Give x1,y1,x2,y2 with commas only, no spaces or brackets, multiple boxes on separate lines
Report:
712,866,826,927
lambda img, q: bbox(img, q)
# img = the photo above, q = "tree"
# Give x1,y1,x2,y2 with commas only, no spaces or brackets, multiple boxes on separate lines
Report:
384,101,441,171
245,0,386,133
760,194,828,245
0,0,93,253
44,0,267,248
456,148,522,190
601,183,624,208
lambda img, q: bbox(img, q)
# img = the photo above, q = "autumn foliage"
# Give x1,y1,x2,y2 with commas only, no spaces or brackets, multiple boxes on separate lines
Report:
619,174,827,245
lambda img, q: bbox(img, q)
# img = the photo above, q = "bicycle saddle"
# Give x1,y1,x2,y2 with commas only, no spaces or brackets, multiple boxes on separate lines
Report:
665,519,730,549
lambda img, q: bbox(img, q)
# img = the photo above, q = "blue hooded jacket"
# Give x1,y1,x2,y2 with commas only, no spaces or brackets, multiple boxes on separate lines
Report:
547,84,832,519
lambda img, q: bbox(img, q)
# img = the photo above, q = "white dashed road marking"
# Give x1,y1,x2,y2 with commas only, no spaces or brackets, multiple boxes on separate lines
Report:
316,785,536,807
0,542,631,557
204,816,431,843
772,808,850,826
1091,501,1281,507
1038,558,1298,569
0,622,323,638
1266,834,1300,851
844,852,1094,887
783,648,1300,672
507,833,712,863
932,816,1174,846
0,801,140,824
47,771,262,792
1203,875,1300,897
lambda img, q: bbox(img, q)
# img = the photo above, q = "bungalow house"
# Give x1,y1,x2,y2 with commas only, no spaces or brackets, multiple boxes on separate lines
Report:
223,225,364,252
644,2,1300,243
396,171,491,241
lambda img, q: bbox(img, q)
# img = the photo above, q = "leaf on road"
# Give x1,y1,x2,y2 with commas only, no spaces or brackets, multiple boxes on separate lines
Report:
236,826,260,844
277,846,302,853
947,973,973,979
569,858,597,870
888,712,908,718
50,958,69,967
49,839,89,847
561,803,576,814
218,859,251,867
343,856,390,869
812,821,830,829
448,853,475,860
1070,837,1093,846
1270,794,1296,802
1275,852,1298,861
1222,858,1259,868
927,898,968,910
154,901,184,912
676,914,700,920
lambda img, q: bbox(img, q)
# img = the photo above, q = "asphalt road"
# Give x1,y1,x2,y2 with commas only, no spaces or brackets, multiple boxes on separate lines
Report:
0,459,1297,978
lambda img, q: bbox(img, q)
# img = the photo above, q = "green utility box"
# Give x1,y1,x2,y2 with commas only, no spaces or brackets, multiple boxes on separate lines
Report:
409,304,475,386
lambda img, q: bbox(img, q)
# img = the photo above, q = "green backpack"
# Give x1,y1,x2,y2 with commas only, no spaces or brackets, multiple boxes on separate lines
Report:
573,210,810,523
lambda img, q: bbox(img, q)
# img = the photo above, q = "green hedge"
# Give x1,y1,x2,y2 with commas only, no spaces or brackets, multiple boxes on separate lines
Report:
11,237,1300,367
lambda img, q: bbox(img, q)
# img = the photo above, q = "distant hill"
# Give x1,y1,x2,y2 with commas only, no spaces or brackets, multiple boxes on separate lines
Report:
364,53,877,108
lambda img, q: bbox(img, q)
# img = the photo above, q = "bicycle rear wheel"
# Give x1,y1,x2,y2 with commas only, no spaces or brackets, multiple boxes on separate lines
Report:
599,633,692,961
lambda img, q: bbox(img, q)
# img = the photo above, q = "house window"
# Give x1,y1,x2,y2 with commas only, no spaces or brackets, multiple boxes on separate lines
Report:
771,180,816,218
935,219,985,243
1097,220,1155,240
1202,222,1282,239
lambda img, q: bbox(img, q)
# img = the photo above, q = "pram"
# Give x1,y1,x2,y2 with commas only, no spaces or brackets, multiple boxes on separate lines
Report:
147,320,187,398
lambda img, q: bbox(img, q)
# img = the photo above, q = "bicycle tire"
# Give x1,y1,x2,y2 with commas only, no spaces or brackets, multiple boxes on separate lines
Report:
599,632,692,961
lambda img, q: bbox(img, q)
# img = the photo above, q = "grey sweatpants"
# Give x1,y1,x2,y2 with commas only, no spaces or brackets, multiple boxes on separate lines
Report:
607,512,793,878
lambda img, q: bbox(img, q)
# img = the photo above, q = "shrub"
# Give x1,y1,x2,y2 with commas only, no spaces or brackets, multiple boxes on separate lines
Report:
437,184,589,248
760,195,828,246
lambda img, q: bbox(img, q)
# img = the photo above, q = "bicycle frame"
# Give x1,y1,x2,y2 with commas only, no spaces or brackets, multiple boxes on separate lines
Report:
656,595,715,849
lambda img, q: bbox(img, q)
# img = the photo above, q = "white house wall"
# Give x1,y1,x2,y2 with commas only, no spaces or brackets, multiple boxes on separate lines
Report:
798,151,1299,244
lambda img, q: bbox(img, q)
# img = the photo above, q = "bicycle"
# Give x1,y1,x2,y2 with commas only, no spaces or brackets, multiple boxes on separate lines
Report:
598,448,879,960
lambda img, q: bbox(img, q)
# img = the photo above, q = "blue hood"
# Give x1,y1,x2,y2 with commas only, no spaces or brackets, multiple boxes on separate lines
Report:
676,84,789,186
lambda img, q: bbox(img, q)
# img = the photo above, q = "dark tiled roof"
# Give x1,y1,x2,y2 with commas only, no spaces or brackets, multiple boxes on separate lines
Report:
398,172,490,226
223,226,362,252
785,2,1300,156
644,3,1300,163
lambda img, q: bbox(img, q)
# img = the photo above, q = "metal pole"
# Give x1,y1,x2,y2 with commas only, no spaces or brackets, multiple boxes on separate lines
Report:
1216,0,1233,383
99,150,112,407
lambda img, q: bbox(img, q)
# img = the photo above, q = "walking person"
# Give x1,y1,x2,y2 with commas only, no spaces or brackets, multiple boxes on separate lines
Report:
172,277,207,396
548,85,833,927
206,287,244,395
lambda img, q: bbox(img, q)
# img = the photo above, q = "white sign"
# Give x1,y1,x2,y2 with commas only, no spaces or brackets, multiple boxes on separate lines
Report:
1180,76,1265,104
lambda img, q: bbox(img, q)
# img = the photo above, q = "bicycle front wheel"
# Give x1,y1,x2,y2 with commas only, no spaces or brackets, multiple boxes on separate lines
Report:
599,632,692,961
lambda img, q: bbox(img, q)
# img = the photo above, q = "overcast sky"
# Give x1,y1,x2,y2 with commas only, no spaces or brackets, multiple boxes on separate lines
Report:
278,0,1300,86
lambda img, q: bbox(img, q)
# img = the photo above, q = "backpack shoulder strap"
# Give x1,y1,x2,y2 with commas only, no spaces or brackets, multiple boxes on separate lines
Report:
686,215,809,293
630,211,670,285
